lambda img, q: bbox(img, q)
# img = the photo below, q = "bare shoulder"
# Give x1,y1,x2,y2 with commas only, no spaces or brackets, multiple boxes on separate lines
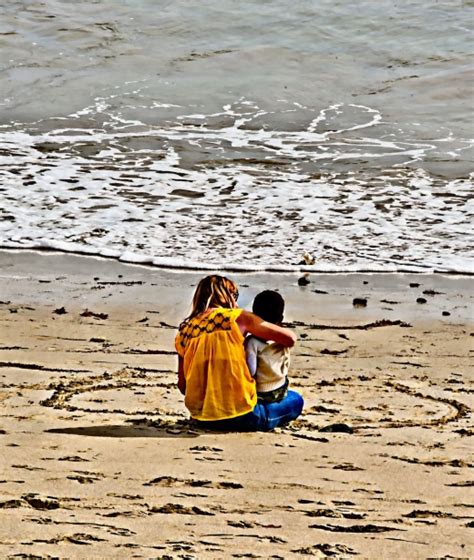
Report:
236,309,254,328
236,309,266,332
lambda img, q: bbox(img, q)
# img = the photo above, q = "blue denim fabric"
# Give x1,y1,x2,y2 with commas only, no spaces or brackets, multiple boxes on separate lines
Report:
196,390,304,432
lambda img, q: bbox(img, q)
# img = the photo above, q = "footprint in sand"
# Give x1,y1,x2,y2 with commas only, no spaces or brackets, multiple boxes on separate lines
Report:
0,494,60,510
31,533,106,545
190,445,224,462
66,470,105,484
150,503,215,516
292,543,358,556
332,462,364,471
309,523,399,533
304,508,366,520
144,475,243,490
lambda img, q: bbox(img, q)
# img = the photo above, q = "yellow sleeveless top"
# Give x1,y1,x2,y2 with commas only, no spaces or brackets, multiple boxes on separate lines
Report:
175,307,257,421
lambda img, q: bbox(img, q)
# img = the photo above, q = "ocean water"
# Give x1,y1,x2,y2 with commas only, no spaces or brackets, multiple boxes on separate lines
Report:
1,0,473,272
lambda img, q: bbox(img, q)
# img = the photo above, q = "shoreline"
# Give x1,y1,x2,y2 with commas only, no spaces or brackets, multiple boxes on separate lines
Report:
0,249,472,558
1,245,473,276
1,249,472,326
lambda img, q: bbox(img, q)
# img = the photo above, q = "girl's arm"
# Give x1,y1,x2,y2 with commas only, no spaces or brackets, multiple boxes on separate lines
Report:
237,310,297,347
177,356,186,395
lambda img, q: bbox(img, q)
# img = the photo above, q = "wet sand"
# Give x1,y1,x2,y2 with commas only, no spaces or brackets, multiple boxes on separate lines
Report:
0,250,472,559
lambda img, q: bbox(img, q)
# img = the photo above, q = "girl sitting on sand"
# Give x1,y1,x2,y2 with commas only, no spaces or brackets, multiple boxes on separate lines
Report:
175,275,303,431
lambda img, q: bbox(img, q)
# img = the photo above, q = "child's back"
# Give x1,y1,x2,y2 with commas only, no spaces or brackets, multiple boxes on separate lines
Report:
245,290,291,403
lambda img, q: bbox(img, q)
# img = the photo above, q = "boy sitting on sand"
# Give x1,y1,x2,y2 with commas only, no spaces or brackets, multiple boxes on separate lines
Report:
244,290,291,403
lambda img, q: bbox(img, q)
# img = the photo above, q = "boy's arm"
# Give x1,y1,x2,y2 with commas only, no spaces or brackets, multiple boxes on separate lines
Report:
245,337,258,377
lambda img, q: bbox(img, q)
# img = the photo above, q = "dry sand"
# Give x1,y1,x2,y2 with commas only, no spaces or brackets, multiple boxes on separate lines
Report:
0,249,472,559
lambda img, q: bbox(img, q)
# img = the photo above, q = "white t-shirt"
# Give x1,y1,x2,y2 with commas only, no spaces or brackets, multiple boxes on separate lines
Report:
245,336,290,393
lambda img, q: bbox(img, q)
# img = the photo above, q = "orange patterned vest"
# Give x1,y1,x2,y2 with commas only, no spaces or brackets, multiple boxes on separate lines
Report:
175,307,257,421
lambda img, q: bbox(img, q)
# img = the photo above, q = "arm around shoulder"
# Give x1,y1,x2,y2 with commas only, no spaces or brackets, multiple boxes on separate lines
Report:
238,310,297,347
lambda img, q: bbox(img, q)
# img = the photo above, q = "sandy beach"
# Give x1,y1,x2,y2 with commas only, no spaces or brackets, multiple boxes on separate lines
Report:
0,249,472,559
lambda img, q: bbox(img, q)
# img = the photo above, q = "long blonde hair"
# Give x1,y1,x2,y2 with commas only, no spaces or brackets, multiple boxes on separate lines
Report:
188,275,239,319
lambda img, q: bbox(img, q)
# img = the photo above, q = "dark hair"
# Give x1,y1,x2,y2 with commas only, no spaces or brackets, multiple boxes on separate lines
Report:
252,290,285,324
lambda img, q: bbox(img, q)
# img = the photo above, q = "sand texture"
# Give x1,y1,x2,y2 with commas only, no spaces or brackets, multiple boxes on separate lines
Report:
0,250,472,559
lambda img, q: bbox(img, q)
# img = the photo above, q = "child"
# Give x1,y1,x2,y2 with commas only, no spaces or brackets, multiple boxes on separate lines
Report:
245,290,291,403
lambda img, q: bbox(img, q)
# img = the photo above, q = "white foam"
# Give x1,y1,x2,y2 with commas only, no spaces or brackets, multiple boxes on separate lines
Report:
1,96,473,274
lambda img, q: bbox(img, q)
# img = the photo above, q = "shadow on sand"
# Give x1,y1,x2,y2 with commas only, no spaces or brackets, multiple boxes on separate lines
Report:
46,423,201,439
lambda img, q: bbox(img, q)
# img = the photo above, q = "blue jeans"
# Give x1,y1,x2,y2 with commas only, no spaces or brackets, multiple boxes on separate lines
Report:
196,390,304,432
